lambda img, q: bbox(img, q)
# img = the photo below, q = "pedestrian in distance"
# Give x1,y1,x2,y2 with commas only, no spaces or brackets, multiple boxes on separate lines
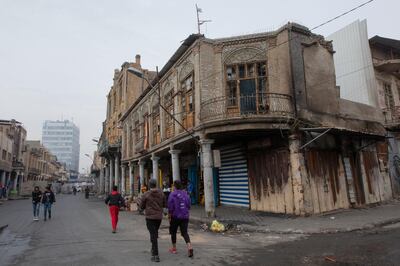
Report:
162,180,171,202
41,185,56,221
72,186,77,195
168,180,193,257
32,186,42,221
0,183,3,199
84,186,90,199
105,185,125,233
139,179,165,263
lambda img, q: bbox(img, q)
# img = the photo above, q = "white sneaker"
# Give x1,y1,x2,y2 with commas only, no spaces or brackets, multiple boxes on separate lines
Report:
34,216,39,221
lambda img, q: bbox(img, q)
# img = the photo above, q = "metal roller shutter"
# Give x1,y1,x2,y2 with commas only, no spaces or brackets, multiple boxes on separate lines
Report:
219,145,250,207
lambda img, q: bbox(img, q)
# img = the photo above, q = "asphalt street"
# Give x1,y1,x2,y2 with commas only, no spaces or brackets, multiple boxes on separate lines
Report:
0,194,399,266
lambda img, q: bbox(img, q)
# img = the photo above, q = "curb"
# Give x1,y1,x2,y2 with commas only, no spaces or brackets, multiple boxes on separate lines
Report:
189,216,400,235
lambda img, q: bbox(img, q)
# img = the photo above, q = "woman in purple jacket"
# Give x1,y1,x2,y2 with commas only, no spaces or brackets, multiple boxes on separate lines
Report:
167,180,193,257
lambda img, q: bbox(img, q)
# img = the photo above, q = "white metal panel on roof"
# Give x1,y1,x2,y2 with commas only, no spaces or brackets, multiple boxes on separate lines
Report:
327,19,378,107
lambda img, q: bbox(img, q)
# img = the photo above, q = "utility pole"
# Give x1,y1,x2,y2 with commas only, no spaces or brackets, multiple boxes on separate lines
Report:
195,4,211,34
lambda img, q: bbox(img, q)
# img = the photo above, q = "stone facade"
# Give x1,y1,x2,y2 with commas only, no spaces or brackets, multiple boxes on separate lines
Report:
0,120,26,197
98,55,156,195
114,23,391,216
369,35,400,195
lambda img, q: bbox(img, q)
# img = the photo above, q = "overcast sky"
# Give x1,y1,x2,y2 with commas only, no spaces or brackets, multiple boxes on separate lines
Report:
0,0,398,172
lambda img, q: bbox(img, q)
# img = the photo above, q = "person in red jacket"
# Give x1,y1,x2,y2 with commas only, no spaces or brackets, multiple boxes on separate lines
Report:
105,185,125,233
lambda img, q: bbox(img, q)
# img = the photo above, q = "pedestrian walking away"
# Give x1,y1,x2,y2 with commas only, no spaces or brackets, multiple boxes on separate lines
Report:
41,185,56,221
105,185,125,233
139,179,165,263
162,181,171,202
168,180,193,257
32,186,42,221
73,186,77,195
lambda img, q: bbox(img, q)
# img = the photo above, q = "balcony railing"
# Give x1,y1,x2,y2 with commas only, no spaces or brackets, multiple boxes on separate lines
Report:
200,93,294,122
383,107,400,126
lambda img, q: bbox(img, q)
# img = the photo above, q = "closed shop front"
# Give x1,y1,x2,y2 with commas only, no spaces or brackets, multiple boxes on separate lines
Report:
218,145,250,208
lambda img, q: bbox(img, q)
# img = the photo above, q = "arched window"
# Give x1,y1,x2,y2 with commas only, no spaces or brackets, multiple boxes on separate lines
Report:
164,90,174,139
180,73,195,129
152,98,161,145
225,61,267,114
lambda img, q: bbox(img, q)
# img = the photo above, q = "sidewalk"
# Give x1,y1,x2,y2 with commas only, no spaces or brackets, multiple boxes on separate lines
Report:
190,200,400,234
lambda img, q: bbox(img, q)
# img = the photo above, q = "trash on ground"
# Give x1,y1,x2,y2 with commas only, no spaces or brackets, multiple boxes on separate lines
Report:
324,256,336,262
210,220,225,233
200,223,209,231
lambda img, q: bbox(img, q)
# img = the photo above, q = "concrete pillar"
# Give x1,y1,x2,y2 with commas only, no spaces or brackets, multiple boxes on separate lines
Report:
129,162,134,195
151,154,160,187
121,164,126,195
114,156,119,189
200,139,215,217
169,149,181,181
109,158,114,191
288,133,309,215
138,159,145,193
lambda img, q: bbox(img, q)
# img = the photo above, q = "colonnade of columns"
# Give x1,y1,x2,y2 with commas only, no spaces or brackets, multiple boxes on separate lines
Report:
98,139,216,217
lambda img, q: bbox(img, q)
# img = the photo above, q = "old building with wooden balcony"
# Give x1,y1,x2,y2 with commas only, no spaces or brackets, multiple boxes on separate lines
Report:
370,35,400,195
24,140,63,182
117,23,392,216
98,55,156,195
0,119,26,197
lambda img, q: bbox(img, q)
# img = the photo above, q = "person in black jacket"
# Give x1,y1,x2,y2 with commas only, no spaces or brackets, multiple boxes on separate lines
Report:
32,186,42,221
105,186,125,233
41,185,56,221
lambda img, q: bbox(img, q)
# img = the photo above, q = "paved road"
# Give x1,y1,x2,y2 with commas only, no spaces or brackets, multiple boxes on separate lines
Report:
1,194,399,265
0,194,299,266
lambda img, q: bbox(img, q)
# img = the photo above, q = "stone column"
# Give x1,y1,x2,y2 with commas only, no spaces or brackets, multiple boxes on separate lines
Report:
1,171,6,186
169,149,181,181
121,164,126,195
13,173,18,190
200,139,215,217
151,154,160,187
104,164,109,194
288,133,310,215
129,161,134,195
114,156,119,190
138,159,145,194
99,166,104,194
109,158,114,191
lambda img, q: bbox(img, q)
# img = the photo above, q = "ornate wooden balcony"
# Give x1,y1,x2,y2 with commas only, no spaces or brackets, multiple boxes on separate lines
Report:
383,107,400,128
200,93,294,123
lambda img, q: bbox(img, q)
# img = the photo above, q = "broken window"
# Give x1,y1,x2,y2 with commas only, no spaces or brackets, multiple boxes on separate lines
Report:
225,61,268,113
384,83,394,110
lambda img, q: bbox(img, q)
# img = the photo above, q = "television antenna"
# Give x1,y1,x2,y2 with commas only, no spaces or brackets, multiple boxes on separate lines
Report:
196,4,211,34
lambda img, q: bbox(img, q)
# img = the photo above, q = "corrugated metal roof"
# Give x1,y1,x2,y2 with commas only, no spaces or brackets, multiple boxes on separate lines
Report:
370,35,400,53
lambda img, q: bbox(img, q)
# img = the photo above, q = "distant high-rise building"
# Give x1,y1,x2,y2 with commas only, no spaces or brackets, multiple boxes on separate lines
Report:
42,120,80,172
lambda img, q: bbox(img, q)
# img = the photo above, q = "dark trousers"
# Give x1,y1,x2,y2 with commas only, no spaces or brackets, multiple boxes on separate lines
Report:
169,218,190,244
146,219,162,256
43,202,52,219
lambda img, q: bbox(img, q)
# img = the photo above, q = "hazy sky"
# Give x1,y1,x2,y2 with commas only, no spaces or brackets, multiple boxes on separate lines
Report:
0,0,398,172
